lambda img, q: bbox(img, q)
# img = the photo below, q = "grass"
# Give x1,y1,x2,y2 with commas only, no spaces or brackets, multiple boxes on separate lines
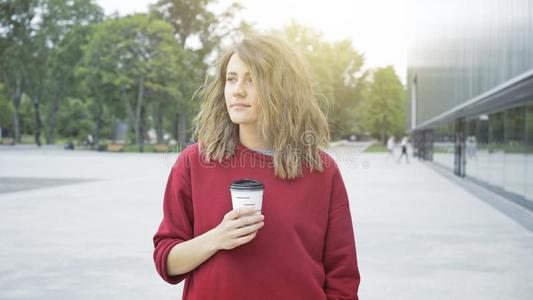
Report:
1,134,39,145
0,136,181,153
121,144,180,153
364,142,388,152
0,138,13,145
1,135,80,145
123,144,155,153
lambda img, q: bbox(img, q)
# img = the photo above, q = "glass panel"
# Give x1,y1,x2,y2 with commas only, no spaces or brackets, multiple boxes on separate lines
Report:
408,0,533,124
526,101,533,203
477,114,490,183
465,118,478,179
503,106,526,197
488,112,504,188
454,119,466,177
433,122,455,170
426,129,434,160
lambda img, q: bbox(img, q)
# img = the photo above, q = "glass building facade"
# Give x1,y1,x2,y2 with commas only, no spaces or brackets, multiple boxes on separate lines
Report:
407,0,533,211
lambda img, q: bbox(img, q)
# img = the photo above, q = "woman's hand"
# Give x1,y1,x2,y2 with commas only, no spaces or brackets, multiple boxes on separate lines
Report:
211,207,265,250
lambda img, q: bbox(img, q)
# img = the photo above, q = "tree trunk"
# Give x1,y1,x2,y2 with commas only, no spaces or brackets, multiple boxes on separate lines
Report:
120,84,136,144
94,103,103,148
33,95,42,147
177,109,187,151
94,119,101,148
7,74,23,144
12,103,20,145
46,88,60,144
155,105,163,144
135,74,145,151
173,112,179,145
175,36,190,150
139,106,145,153
111,116,116,144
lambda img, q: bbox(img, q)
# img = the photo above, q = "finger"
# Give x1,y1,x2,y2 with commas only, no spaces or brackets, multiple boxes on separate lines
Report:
234,221,264,237
234,231,257,246
225,207,257,220
233,213,264,228
225,207,255,220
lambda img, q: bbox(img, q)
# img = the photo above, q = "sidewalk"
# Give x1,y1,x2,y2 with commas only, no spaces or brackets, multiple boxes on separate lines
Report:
0,144,532,299
332,143,533,299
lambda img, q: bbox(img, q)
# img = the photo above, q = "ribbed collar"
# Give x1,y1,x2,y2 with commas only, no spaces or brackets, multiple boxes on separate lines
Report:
235,142,274,162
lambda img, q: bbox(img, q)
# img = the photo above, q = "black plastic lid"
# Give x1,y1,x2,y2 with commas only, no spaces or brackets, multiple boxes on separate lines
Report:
230,179,264,191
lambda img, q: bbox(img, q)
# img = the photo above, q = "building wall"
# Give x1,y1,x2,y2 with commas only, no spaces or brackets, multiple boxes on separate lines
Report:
407,0,533,126
407,0,533,210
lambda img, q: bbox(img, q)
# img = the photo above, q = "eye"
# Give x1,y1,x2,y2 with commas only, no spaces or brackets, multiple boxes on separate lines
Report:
227,77,237,83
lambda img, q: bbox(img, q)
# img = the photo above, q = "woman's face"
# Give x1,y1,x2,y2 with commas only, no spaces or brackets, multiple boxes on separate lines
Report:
224,53,260,126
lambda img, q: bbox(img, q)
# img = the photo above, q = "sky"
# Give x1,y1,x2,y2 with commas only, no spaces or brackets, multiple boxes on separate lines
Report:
95,0,408,83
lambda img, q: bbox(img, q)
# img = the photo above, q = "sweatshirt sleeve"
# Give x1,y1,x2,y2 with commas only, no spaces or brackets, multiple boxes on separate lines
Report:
153,149,194,285
323,164,360,299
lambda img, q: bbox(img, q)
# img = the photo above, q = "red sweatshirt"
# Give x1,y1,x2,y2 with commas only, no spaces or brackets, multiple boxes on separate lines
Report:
153,143,360,299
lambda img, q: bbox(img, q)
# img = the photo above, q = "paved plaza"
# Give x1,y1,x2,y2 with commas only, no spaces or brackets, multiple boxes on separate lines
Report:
0,143,532,299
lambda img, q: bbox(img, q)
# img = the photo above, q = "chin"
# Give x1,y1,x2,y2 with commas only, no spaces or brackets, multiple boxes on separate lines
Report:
229,117,255,125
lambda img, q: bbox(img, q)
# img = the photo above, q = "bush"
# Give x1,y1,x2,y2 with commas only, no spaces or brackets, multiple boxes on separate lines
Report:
107,144,125,152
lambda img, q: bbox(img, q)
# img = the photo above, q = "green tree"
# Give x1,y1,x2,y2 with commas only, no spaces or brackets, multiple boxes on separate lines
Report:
45,10,103,144
283,22,366,140
363,66,406,143
75,20,121,147
28,0,103,146
150,0,247,147
0,83,14,138
0,0,36,144
56,97,94,141
18,94,35,137
78,14,189,151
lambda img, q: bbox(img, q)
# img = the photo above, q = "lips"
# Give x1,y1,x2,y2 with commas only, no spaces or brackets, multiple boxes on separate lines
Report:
231,103,251,108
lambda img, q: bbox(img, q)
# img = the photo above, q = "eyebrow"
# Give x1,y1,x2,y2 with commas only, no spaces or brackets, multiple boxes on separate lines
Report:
226,71,251,76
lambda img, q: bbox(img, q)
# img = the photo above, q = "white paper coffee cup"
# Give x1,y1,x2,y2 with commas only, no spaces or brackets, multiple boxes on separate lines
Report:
230,179,264,212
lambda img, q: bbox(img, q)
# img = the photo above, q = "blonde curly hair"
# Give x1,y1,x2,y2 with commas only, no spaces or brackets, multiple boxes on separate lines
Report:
193,33,330,179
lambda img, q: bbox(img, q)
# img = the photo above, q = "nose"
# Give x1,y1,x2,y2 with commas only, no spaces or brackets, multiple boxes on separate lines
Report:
233,79,247,98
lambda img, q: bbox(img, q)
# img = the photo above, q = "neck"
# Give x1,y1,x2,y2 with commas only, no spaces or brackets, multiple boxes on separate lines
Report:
239,123,271,150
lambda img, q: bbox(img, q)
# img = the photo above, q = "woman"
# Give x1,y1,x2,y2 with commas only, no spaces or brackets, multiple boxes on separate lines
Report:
397,136,409,164
153,33,360,299
386,135,396,163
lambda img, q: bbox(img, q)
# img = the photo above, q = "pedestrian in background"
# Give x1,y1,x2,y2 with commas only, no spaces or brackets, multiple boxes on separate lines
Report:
386,135,396,163
397,136,410,164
